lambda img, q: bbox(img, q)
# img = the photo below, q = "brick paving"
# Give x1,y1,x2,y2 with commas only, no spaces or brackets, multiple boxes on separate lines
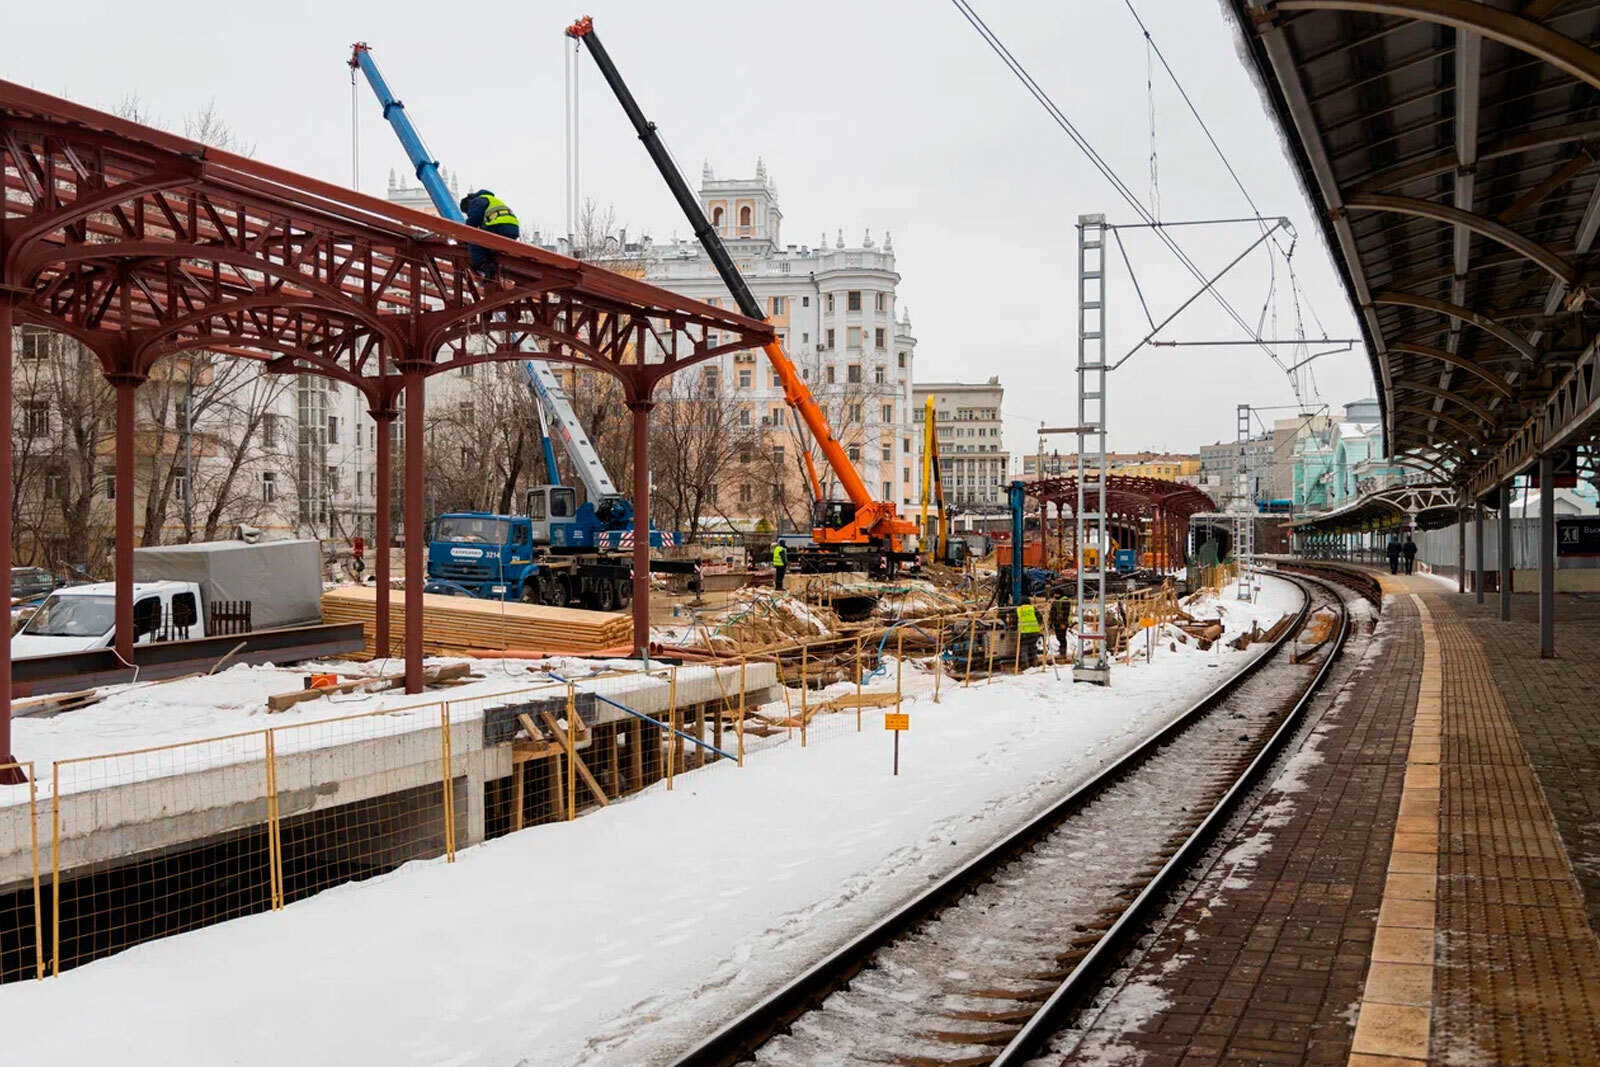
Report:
1432,592,1600,936
1062,572,1600,1067
1062,583,1419,1067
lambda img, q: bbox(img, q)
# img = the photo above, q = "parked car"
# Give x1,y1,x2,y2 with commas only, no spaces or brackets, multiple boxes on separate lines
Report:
10,566,56,602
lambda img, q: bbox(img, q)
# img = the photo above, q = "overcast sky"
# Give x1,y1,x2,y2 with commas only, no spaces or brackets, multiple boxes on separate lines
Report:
1,0,1376,461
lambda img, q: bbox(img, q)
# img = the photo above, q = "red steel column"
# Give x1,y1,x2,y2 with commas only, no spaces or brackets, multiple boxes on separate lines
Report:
402,371,426,693
0,300,19,781
369,407,395,658
113,375,140,666
629,398,653,657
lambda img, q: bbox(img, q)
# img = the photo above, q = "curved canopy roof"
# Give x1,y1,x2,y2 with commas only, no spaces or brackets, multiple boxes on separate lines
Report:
1229,0,1600,499
1023,475,1216,519
0,79,773,407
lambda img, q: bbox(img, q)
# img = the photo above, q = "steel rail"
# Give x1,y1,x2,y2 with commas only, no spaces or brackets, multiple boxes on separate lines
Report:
991,570,1352,1064
668,575,1324,1067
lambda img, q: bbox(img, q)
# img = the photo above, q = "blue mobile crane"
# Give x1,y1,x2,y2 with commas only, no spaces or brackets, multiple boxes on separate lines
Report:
349,42,677,609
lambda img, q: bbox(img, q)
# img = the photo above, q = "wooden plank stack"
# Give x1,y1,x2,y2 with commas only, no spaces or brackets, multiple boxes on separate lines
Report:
321,586,632,658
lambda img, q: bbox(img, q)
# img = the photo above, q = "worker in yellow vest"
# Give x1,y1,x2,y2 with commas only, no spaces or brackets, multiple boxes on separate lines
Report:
459,189,521,279
772,541,789,590
1016,600,1042,663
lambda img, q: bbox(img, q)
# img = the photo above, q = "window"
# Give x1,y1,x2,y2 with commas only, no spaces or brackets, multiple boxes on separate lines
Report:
702,365,720,391
460,361,473,379
770,407,785,425
512,524,529,547
739,483,753,503
19,330,51,361
826,293,835,313
460,402,475,424
174,472,188,501
847,327,862,349
103,471,116,500
772,444,785,462
876,292,887,312
133,596,161,640
262,415,280,449
261,472,278,503
882,481,891,498
369,471,377,496
739,408,751,427
327,415,339,444
847,364,862,383
874,366,886,385
771,372,781,388
801,332,809,344
712,206,724,227
848,291,861,311
327,466,340,495
898,352,906,368
881,404,894,422
171,591,198,634
739,205,752,227
881,444,892,461
802,296,810,308
738,369,752,389
739,447,752,464
826,328,835,349
903,437,911,453
770,296,786,316
903,468,911,484
875,328,886,349
848,403,863,423
847,444,861,461
708,484,718,504
22,401,49,437
825,366,836,384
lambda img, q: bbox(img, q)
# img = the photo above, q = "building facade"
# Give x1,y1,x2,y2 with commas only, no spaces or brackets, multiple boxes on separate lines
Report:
643,161,919,529
912,378,1008,511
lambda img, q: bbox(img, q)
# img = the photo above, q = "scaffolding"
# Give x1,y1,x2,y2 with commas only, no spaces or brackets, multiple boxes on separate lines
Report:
1233,403,1256,601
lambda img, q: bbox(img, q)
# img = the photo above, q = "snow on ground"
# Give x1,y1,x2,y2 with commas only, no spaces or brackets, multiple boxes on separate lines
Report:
2,578,1300,1067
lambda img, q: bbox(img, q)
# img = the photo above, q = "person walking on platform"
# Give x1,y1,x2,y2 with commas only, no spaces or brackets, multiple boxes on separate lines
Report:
1386,538,1402,575
771,541,788,590
1402,535,1418,575
458,189,520,279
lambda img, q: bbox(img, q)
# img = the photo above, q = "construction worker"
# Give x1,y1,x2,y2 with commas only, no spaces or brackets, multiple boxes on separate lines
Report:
772,540,788,590
458,189,520,279
1016,599,1043,664
1050,592,1073,657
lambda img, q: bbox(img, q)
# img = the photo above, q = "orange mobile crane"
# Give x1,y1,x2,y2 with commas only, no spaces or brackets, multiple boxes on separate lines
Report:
566,16,918,574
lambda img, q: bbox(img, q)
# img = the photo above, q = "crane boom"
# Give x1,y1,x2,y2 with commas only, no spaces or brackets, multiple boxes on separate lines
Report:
564,16,914,553
349,42,625,512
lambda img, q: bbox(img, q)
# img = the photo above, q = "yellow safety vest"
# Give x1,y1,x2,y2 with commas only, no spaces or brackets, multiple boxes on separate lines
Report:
1016,603,1041,634
479,193,519,229
772,543,786,566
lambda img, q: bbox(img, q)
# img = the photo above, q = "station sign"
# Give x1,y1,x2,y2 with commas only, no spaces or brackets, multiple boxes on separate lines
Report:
1557,517,1600,557
1530,448,1578,489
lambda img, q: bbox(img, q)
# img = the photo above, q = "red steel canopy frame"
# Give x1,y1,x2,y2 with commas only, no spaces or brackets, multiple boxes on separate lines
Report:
0,79,773,778
1023,475,1216,572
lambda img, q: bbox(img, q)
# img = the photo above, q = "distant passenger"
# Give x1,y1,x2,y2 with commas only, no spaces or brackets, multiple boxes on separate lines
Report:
1386,538,1401,575
458,189,520,279
1402,536,1418,575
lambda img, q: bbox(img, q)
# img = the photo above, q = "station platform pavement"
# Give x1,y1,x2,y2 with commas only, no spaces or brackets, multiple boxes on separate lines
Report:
1063,566,1600,1067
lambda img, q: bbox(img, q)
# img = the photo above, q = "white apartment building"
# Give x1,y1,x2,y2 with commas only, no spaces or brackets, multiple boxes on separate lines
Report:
912,378,1009,511
643,161,920,521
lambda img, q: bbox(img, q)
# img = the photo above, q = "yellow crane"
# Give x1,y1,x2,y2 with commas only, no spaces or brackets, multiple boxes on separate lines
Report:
919,395,960,566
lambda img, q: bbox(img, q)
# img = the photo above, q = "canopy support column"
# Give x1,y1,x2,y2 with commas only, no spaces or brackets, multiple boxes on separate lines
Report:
1474,499,1485,604
629,396,654,658
112,374,141,665
368,406,397,659
402,369,427,693
1539,454,1555,657
1499,479,1513,622
0,300,20,783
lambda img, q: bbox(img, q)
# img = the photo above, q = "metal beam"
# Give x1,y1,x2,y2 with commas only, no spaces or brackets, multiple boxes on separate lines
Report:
1345,194,1578,288
1467,334,1600,497
1387,341,1516,398
1272,1,1600,95
1392,380,1498,426
1345,121,1600,196
1394,403,1488,444
1373,290,1540,362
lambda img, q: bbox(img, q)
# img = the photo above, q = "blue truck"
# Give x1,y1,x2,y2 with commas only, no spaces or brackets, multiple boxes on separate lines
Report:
426,486,680,610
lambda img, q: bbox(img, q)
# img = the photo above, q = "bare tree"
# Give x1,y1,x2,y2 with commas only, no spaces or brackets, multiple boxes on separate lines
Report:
648,373,759,541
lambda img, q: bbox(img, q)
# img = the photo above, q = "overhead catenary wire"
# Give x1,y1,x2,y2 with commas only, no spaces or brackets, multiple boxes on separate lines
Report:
947,0,1302,392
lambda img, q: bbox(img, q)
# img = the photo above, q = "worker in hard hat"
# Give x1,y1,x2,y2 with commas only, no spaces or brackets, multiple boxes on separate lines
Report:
459,189,521,279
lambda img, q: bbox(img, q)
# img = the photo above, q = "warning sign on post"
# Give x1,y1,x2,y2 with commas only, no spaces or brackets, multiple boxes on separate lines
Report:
884,713,910,731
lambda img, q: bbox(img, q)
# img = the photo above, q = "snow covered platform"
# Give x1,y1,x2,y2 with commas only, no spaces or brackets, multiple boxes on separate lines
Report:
0,579,1309,1062
0,659,778,927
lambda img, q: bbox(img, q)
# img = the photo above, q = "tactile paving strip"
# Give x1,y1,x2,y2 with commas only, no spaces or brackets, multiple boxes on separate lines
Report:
1430,596,1600,1066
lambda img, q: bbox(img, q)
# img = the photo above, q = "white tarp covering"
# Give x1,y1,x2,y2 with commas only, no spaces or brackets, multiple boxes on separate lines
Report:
133,539,324,629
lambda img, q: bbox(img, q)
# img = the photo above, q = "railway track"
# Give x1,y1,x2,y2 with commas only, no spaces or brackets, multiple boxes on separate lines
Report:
669,572,1355,1067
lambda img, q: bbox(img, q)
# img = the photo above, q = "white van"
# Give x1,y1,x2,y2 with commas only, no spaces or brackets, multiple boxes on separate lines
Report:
11,580,206,659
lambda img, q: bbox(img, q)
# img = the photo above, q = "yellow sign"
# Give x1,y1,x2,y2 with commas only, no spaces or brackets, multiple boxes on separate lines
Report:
884,713,910,731
1138,616,1155,629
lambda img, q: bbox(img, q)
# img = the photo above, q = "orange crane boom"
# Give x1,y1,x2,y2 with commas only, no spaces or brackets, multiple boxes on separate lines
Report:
566,16,916,561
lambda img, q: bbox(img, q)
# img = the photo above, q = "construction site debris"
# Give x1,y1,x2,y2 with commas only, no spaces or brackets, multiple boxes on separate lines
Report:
266,662,474,712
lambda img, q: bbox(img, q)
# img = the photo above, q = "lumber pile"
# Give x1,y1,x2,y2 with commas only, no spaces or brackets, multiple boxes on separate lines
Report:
320,585,631,659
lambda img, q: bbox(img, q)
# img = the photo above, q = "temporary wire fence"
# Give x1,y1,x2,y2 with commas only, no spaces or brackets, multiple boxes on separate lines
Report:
0,576,1224,985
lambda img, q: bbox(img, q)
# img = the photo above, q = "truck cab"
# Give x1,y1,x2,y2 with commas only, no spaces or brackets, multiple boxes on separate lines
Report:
425,512,537,601
11,580,206,659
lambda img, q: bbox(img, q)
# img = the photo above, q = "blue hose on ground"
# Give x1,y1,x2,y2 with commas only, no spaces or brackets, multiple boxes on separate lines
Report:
862,620,936,684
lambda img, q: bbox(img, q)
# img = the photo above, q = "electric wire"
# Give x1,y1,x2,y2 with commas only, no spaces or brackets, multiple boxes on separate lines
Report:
948,0,1299,388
